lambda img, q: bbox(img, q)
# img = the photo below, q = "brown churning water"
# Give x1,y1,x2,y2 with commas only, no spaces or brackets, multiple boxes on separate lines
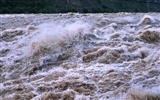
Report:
0,13,160,100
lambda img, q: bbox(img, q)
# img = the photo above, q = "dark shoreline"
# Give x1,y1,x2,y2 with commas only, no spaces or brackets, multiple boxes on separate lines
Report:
1,0,160,14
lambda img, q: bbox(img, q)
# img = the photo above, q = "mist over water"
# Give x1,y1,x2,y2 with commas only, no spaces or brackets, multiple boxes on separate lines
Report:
0,13,160,100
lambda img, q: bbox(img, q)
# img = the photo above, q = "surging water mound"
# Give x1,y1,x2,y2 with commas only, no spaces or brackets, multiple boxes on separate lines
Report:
138,15,156,26
0,13,160,100
124,87,160,100
139,28,160,43
26,21,91,56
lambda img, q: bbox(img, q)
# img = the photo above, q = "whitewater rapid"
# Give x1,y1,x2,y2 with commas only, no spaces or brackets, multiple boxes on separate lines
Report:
0,13,160,100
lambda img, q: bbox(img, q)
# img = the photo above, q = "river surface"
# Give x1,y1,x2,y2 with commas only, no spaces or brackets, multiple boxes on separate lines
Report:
0,13,160,100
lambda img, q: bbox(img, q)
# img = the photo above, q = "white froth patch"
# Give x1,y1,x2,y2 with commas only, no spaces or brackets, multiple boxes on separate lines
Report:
75,94,91,100
122,16,135,23
112,16,134,24
24,21,90,56
0,83,4,90
1,71,13,80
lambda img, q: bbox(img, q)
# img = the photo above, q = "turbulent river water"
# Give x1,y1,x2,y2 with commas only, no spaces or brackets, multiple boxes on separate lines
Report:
0,13,160,100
